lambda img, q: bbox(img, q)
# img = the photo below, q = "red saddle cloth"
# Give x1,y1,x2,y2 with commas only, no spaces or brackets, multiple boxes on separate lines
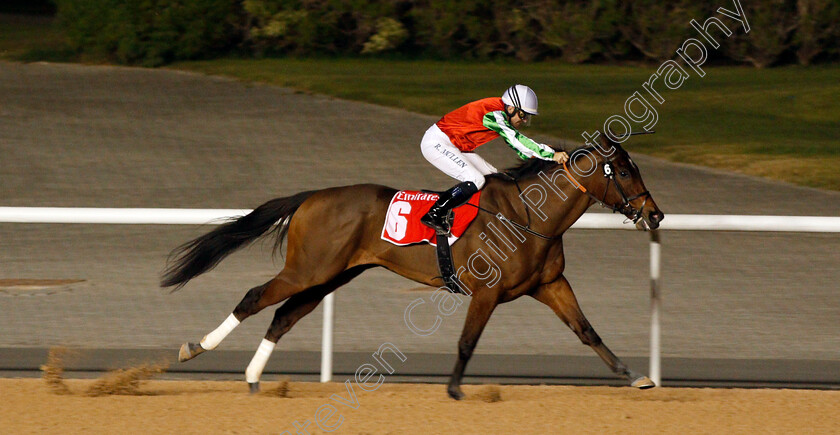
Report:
381,190,482,246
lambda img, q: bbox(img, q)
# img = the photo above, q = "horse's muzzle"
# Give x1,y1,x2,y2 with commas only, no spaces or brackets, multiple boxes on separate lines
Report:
647,210,664,230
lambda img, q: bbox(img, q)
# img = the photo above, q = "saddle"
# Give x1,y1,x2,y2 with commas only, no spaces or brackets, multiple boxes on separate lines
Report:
380,189,481,294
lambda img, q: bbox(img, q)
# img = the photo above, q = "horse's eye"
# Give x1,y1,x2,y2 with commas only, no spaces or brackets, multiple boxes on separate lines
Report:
619,170,630,178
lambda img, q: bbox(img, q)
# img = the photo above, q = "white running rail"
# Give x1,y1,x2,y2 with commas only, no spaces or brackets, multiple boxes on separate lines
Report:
2,206,839,385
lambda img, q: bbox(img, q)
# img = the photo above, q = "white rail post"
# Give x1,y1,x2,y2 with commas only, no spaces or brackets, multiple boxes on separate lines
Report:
320,292,335,382
649,229,662,387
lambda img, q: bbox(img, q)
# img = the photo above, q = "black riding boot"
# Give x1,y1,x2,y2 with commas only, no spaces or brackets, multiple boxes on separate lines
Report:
421,181,479,235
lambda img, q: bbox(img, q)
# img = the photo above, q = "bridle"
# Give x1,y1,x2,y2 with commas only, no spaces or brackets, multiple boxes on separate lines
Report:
467,145,652,240
563,154,650,224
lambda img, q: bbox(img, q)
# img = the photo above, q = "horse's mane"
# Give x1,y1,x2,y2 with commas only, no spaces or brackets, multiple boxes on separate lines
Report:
487,157,559,181
487,144,585,181
488,143,625,182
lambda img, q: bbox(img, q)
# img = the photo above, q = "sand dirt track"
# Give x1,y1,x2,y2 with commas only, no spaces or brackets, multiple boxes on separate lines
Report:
1,379,839,434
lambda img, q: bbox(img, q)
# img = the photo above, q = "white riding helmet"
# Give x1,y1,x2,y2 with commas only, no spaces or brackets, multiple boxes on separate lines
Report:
501,84,539,115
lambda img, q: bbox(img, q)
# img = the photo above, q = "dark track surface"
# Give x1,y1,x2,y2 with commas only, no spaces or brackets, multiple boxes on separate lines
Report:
1,61,838,385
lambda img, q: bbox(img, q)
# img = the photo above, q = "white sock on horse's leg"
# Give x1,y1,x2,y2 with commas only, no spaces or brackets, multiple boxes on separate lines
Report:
246,338,276,384
200,313,240,350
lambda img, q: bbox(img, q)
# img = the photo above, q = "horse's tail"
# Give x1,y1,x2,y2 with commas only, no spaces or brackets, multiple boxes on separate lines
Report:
161,190,318,291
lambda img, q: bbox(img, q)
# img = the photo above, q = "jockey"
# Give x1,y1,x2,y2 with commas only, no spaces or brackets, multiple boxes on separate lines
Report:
420,84,570,233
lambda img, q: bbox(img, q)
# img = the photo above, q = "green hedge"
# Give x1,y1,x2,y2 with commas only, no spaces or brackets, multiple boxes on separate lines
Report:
56,0,840,66
56,0,238,66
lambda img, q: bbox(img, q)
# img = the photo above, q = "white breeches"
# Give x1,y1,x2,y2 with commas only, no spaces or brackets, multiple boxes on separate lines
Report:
420,124,497,189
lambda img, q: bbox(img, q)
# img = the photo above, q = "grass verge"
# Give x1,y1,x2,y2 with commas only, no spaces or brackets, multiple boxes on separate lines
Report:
170,58,840,190
4,15,838,190
0,14,75,62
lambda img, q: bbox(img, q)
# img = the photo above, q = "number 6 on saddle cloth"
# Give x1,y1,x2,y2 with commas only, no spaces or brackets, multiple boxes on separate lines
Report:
380,189,482,293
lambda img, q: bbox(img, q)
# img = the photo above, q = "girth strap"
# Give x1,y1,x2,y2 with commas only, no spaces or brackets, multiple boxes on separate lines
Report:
434,234,466,294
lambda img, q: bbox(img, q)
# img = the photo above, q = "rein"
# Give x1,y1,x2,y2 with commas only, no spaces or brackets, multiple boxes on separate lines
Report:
468,201,560,241
466,174,560,241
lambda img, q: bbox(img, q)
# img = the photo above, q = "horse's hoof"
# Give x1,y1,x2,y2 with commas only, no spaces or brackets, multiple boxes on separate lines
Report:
178,342,205,362
631,375,656,389
447,386,465,400
249,382,260,395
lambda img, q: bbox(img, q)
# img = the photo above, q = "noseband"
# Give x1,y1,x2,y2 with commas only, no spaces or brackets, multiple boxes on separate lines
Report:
563,157,650,224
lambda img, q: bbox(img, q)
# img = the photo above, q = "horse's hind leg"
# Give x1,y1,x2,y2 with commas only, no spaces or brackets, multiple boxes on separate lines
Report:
245,266,370,393
531,276,655,389
244,285,330,393
178,273,307,362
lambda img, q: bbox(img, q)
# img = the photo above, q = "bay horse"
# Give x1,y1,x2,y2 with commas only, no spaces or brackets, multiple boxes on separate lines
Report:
162,133,664,399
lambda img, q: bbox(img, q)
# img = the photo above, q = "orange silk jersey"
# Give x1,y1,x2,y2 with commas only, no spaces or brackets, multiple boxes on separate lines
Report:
435,97,505,152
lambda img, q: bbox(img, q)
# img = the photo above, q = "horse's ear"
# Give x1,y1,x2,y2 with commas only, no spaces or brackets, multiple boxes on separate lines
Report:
598,130,619,149
602,128,630,152
598,130,610,146
604,128,624,146
596,129,626,157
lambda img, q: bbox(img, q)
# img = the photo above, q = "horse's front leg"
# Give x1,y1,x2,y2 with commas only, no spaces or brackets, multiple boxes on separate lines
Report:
448,291,498,400
531,276,655,389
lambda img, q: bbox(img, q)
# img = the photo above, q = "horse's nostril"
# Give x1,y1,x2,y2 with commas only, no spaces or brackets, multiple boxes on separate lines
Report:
649,211,664,223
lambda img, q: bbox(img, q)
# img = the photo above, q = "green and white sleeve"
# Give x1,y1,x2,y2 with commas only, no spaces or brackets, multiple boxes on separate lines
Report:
483,111,555,161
